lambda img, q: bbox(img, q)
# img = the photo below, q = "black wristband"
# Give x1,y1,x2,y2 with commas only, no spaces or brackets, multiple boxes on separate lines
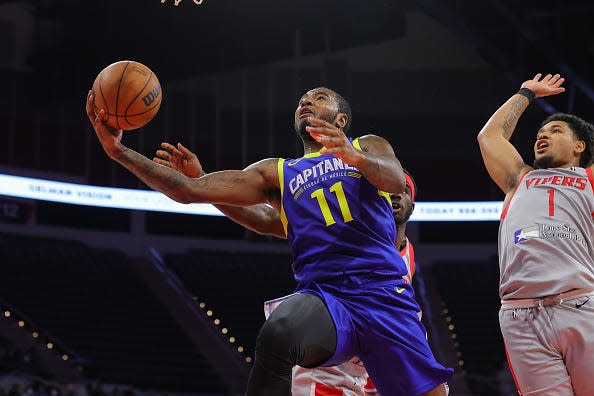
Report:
517,87,536,102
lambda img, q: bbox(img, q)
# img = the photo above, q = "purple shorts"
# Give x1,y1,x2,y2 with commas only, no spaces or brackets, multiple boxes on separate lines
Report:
298,277,453,396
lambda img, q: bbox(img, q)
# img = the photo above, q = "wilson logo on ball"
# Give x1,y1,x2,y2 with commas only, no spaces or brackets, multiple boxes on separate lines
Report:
142,85,162,107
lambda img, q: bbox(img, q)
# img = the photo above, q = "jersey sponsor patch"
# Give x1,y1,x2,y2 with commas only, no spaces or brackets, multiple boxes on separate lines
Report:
514,224,587,246
514,226,539,244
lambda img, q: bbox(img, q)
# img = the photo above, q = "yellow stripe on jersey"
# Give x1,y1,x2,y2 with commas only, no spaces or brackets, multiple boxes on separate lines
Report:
277,158,288,237
378,190,392,204
353,137,392,205
303,152,322,158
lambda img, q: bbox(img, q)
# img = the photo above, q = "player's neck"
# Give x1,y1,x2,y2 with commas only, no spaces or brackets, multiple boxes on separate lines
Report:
395,223,407,252
538,155,581,170
557,158,581,168
302,141,325,155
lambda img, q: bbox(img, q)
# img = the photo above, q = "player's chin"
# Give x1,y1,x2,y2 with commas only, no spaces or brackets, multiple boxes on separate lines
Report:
532,154,555,169
295,119,309,135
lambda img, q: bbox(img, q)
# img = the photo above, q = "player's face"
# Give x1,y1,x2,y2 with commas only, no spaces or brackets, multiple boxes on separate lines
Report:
390,185,414,225
533,121,583,169
294,88,340,136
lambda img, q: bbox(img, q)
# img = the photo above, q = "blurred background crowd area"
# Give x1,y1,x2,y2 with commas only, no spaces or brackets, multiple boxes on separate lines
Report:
0,374,178,396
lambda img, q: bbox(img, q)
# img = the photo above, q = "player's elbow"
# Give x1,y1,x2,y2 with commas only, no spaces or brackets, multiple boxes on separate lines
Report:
477,133,496,156
171,194,194,205
253,222,286,239
477,131,492,152
477,130,487,143
172,185,203,205
477,126,500,143
265,226,287,239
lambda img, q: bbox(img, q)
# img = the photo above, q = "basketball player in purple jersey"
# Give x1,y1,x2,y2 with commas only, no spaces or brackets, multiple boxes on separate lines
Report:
154,142,425,396
87,87,452,395
477,73,594,395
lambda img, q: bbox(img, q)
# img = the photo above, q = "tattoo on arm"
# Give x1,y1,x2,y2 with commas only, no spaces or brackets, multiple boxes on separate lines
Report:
119,147,251,203
502,96,529,139
125,148,188,191
193,172,247,191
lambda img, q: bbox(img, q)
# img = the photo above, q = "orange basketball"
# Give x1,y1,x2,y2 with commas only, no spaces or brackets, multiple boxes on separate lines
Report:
91,60,162,131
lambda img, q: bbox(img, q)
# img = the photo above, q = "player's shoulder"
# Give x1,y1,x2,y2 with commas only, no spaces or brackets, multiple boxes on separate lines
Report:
354,134,392,152
246,157,283,170
505,165,534,195
244,158,284,186
356,134,388,145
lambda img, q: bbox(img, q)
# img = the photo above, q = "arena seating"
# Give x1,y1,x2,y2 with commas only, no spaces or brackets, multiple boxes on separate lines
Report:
0,233,225,393
164,249,296,359
432,257,506,395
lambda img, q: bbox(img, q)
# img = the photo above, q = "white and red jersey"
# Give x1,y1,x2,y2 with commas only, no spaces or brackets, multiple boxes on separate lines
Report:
400,238,415,285
282,239,415,396
499,167,594,300
363,377,377,394
292,361,369,396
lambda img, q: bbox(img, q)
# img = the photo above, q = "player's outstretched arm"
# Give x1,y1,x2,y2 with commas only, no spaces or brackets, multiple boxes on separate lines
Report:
306,117,405,195
87,92,278,206
221,204,285,238
477,73,565,194
154,142,286,238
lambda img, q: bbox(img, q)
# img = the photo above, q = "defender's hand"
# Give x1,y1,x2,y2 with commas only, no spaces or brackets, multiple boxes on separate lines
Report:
154,142,204,178
521,73,565,98
85,90,124,158
305,117,364,166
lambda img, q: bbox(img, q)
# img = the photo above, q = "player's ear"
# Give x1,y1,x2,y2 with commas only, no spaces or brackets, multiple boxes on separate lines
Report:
335,113,348,130
574,139,585,155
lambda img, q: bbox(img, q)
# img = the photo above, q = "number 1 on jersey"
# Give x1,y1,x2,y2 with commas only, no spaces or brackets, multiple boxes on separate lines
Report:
310,181,353,226
547,188,555,217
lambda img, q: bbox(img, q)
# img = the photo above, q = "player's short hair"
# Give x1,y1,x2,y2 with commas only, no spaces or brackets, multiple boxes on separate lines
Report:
541,113,594,167
318,88,351,133
334,91,352,133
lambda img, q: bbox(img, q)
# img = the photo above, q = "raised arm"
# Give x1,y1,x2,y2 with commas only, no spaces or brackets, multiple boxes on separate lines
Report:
477,73,565,193
306,117,405,195
87,91,279,206
154,142,286,238
355,134,405,194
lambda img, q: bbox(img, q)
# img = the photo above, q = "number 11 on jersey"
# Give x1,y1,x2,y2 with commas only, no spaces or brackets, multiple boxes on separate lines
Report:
310,181,354,226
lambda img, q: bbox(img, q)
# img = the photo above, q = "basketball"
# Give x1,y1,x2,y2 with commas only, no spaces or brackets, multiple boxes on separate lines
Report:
91,60,162,131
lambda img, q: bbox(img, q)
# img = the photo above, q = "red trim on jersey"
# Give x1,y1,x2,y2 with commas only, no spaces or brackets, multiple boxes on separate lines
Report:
586,167,594,194
364,378,376,392
500,171,530,220
364,377,377,393
504,341,523,396
408,241,416,277
314,383,343,396
399,239,416,278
